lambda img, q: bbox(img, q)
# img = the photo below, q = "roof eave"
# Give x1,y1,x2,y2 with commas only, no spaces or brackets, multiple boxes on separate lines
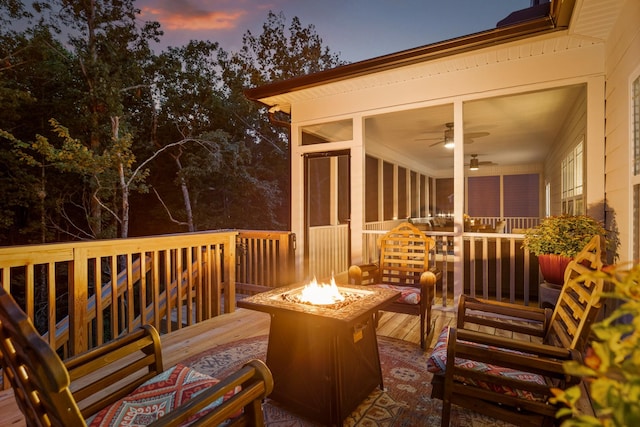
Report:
244,1,576,104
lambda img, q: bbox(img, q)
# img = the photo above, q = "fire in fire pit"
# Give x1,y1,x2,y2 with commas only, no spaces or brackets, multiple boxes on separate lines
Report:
279,277,366,310
299,276,344,305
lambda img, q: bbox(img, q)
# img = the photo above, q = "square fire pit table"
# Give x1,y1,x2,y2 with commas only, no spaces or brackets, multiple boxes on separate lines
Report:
237,282,399,426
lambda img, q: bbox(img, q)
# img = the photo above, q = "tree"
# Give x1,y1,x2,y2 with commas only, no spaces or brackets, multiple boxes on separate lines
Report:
0,6,345,243
218,11,345,229
0,0,163,240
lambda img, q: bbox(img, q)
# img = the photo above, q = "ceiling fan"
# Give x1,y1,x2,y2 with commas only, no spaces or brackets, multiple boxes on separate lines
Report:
465,154,496,170
416,122,489,148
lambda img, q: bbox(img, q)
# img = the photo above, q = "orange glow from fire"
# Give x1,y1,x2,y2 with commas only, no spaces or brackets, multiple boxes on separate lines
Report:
299,277,345,305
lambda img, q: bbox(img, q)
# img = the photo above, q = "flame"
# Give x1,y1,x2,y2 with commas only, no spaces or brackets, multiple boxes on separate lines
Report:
298,276,345,305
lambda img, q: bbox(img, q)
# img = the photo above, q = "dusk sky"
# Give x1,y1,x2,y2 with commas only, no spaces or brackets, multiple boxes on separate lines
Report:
136,0,532,63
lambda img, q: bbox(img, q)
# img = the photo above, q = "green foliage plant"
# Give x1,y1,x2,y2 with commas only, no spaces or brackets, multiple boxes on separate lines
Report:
551,263,640,427
523,214,607,258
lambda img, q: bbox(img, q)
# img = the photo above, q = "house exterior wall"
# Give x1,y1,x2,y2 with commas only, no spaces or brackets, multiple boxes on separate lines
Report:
278,1,640,277
604,0,640,263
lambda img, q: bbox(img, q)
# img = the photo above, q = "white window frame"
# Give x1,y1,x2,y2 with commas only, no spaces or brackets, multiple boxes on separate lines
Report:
561,139,584,215
631,69,640,260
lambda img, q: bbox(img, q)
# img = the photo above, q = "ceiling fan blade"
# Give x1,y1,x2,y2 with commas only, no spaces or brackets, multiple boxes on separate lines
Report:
415,135,443,141
466,131,490,139
428,140,444,147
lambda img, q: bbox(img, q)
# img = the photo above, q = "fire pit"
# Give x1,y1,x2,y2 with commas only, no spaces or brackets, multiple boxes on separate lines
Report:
237,280,399,426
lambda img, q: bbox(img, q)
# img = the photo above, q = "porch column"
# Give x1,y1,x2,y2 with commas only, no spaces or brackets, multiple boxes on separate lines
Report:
585,75,605,222
351,115,365,265
452,101,465,307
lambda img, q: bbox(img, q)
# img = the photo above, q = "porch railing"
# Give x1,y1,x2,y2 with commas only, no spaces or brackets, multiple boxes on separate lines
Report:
0,230,295,371
362,229,540,308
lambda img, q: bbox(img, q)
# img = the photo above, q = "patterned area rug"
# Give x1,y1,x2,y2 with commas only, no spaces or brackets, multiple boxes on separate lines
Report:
182,335,516,426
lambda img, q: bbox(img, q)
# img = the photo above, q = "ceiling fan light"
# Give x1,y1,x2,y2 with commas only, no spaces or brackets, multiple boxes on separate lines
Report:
443,127,455,149
469,157,479,170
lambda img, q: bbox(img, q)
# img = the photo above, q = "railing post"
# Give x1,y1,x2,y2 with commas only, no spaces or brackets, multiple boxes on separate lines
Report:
70,247,89,355
224,232,237,313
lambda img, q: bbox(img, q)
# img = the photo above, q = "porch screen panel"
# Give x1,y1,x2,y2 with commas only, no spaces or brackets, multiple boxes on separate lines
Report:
420,174,427,217
398,167,407,219
503,174,540,217
301,119,353,145
365,156,379,222
435,178,453,216
383,161,394,220
307,157,330,226
338,155,350,223
411,171,418,217
467,176,499,217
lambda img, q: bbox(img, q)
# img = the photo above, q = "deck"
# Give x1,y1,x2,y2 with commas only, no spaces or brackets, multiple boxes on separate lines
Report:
0,300,595,426
0,306,459,427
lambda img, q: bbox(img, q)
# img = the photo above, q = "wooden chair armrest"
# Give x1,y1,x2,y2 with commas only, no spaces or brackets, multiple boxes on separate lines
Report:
64,325,164,418
454,328,576,361
149,359,274,426
457,295,551,338
348,263,379,285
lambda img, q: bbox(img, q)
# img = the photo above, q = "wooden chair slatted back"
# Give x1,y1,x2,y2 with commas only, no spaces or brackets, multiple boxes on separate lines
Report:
0,288,85,427
378,223,435,286
545,235,605,350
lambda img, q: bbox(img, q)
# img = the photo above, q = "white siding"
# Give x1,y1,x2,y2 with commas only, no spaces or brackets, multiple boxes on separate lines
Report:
604,0,640,263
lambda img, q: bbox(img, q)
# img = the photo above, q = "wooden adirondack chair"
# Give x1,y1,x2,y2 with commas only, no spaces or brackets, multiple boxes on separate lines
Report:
349,222,441,349
0,287,273,427
428,235,605,427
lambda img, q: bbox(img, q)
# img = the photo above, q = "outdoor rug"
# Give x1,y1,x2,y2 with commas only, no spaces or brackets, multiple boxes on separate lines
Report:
182,335,516,426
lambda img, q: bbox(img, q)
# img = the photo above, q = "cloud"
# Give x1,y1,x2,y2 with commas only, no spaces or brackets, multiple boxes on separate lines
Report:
138,1,248,31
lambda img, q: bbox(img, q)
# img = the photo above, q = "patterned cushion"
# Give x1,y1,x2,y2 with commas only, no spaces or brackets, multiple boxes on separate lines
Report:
427,327,547,401
371,284,420,304
87,364,236,427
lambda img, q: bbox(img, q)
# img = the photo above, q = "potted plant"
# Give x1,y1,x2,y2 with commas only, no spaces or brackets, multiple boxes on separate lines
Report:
551,262,640,426
523,214,607,286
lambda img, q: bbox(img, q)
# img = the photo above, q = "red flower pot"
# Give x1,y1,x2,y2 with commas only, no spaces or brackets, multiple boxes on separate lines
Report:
537,254,572,286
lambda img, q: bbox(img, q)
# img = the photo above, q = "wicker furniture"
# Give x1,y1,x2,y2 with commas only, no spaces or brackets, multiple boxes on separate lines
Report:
348,222,441,349
428,235,605,427
0,287,273,427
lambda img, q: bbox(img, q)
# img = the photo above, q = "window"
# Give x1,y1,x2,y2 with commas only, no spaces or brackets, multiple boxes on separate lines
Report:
634,75,640,175
632,73,640,260
561,140,584,214
545,182,551,217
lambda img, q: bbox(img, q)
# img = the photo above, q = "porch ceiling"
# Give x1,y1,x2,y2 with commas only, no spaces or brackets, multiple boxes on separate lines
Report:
364,84,585,174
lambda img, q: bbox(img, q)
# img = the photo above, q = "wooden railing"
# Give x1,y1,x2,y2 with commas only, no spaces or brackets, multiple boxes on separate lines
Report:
0,230,295,371
362,229,540,308
236,230,296,293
